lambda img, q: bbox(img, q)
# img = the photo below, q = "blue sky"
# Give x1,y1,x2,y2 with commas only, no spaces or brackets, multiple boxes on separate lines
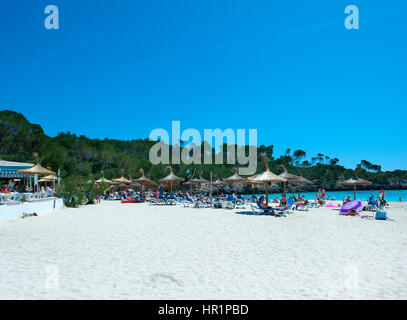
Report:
1,0,406,170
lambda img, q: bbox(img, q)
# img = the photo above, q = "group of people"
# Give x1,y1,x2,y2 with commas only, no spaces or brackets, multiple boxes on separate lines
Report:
1,180,31,194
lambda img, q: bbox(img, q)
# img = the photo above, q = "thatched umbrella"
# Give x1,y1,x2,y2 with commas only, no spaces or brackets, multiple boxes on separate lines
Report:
38,175,54,183
278,164,301,194
159,166,185,192
212,174,225,195
223,168,247,194
251,153,287,205
338,167,372,200
96,170,112,184
134,168,157,189
113,169,132,185
295,170,313,197
246,174,264,201
187,170,209,192
18,153,55,191
18,153,55,176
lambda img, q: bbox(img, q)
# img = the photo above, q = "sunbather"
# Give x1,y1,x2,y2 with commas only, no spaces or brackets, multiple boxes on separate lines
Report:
275,194,289,210
295,199,309,206
258,196,272,209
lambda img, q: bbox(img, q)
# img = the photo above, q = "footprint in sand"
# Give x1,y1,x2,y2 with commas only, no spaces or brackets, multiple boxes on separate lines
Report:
150,273,182,290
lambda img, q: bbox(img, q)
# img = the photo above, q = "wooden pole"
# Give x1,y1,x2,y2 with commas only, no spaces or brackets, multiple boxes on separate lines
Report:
210,171,213,206
266,182,269,205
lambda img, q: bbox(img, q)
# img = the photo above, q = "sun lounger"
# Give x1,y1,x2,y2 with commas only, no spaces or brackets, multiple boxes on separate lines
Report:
294,201,309,211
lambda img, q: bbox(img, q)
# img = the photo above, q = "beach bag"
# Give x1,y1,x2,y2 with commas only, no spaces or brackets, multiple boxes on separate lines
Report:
375,210,387,220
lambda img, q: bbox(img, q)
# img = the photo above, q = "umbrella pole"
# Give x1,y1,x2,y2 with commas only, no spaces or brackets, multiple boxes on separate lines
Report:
266,182,269,205
284,181,286,194
210,171,213,205
354,184,356,200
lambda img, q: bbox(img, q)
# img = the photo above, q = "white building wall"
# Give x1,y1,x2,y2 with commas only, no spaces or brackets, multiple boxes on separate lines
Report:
0,198,64,222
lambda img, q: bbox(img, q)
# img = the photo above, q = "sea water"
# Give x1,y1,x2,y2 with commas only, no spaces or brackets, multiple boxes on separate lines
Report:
244,189,407,202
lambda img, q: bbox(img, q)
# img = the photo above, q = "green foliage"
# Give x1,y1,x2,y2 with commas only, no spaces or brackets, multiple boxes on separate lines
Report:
1,110,406,190
54,177,86,207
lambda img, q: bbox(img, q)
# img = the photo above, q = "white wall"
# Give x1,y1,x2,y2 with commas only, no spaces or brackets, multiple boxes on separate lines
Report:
0,198,64,222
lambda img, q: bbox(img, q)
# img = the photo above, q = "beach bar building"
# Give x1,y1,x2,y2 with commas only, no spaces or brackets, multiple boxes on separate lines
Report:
0,159,33,180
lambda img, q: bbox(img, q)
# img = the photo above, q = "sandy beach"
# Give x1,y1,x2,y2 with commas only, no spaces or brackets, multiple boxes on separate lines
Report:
0,201,406,300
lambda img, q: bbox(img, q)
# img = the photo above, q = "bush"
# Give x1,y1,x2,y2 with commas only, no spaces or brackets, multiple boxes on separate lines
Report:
55,177,84,208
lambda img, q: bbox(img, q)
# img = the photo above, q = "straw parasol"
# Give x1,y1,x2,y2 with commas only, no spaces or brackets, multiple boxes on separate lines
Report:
251,153,287,205
113,169,132,185
296,169,313,197
159,166,185,192
278,164,301,194
187,170,210,193
338,167,372,200
18,153,55,176
246,173,264,201
223,168,247,194
211,174,225,195
134,168,157,188
96,170,112,184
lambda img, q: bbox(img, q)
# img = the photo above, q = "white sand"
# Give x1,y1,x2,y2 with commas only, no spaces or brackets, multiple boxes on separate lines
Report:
0,201,406,300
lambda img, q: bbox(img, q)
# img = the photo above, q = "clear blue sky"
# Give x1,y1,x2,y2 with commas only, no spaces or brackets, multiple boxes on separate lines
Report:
1,0,406,170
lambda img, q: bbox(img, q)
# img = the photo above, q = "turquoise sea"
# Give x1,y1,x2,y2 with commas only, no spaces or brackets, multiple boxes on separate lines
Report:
243,189,407,202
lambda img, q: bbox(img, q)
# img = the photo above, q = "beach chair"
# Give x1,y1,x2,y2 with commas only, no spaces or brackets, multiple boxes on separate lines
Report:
366,197,379,211
272,198,295,216
294,201,309,211
166,193,178,205
250,201,275,215
183,196,195,207
156,194,166,205
224,195,237,209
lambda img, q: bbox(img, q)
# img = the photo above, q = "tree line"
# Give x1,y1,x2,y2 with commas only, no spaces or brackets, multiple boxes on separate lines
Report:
1,110,406,189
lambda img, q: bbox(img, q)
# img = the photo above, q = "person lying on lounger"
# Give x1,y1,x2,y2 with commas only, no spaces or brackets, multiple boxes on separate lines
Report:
295,199,309,206
258,196,272,209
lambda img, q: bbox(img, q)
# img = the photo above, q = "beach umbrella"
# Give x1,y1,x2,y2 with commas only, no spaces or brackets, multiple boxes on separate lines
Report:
338,167,372,200
223,168,247,194
134,168,157,188
96,170,112,184
246,174,264,201
159,166,185,192
113,169,132,185
212,175,225,195
296,170,313,197
251,153,287,205
187,170,209,192
18,153,55,176
39,174,58,186
18,153,55,191
278,165,301,194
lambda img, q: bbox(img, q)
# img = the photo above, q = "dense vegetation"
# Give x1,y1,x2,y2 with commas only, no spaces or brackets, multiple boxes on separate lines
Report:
1,110,406,192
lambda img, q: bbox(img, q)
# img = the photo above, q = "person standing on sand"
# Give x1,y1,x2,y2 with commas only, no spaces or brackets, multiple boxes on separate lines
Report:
321,188,326,200
379,188,386,199
316,189,321,201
